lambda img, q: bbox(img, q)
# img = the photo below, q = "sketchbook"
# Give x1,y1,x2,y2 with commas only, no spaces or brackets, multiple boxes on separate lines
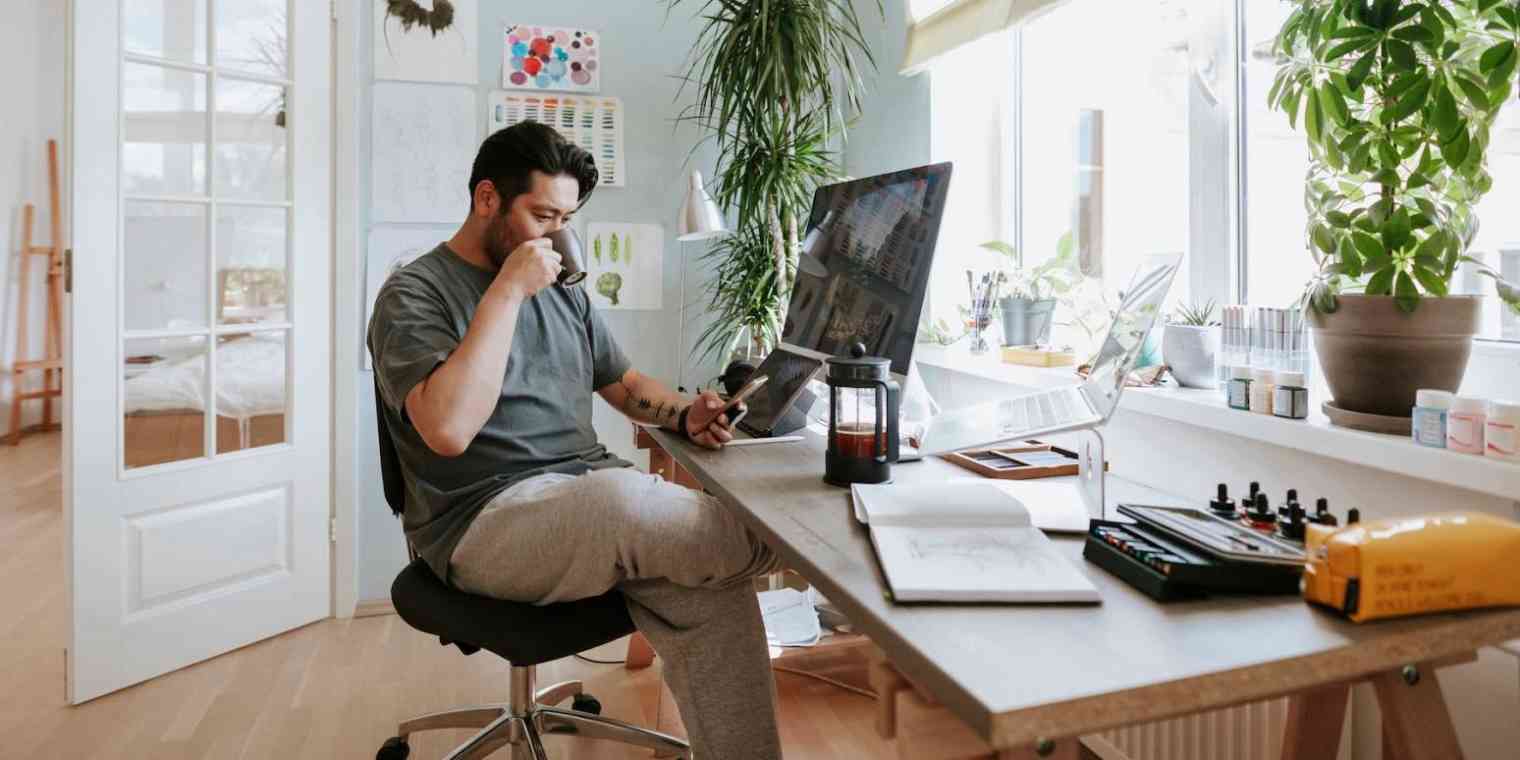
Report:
850,481,1101,603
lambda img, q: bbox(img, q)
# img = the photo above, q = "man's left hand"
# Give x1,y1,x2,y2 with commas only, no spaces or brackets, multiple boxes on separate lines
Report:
685,391,736,450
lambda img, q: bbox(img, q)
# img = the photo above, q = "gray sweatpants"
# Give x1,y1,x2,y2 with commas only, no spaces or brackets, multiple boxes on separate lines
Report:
449,466,784,759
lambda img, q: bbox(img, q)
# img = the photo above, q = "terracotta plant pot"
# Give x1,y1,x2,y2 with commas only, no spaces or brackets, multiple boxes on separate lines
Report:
1162,323,1220,389
1308,295,1480,418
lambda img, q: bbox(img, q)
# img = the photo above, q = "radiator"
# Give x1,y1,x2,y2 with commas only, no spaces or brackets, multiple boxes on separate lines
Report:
1088,699,1297,760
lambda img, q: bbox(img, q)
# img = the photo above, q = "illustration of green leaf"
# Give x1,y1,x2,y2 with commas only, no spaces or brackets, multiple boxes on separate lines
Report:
593,235,602,263
610,232,620,263
624,233,632,264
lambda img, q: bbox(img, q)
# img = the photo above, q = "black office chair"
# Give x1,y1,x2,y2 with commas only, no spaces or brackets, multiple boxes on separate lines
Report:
373,384,690,760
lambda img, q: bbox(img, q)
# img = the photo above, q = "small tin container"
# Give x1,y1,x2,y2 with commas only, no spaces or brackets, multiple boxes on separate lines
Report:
1411,389,1453,449
1447,396,1487,455
1272,371,1308,420
1486,400,1519,462
1249,368,1274,415
1226,366,1251,411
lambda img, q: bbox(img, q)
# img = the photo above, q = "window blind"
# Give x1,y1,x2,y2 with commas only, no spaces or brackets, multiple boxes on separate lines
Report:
902,0,1069,74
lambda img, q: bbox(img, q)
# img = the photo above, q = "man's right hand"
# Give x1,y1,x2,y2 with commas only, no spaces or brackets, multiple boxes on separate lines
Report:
493,239,561,300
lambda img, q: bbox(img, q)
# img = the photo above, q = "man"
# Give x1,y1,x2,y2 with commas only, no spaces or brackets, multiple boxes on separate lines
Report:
368,122,783,759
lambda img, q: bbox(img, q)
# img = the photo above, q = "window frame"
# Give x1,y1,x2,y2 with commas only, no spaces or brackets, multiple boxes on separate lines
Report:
985,0,1515,345
998,0,1240,309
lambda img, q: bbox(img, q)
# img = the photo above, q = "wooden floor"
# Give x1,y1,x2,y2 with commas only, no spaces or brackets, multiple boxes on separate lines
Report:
0,432,893,759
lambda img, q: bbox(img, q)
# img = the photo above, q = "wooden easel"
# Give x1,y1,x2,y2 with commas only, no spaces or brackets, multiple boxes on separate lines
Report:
8,139,64,445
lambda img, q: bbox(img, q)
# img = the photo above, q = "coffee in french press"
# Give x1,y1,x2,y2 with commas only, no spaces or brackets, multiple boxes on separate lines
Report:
824,343,900,487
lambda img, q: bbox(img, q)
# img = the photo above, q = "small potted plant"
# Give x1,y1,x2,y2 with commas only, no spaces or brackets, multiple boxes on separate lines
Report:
1164,299,1221,389
982,232,1082,346
1271,0,1520,421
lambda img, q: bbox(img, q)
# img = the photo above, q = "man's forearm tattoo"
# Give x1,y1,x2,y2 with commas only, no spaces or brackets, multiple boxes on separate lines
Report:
619,379,681,426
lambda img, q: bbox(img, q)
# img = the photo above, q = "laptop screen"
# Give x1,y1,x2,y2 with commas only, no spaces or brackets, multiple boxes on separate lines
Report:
1079,255,1182,420
915,256,1180,455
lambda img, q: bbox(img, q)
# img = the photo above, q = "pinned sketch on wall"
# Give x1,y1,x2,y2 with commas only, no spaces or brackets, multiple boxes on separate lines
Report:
364,226,453,370
487,92,625,186
372,83,477,223
585,223,662,311
374,0,479,84
503,25,600,92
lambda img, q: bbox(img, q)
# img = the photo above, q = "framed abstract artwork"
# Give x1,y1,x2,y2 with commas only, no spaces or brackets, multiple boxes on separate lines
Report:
502,24,600,93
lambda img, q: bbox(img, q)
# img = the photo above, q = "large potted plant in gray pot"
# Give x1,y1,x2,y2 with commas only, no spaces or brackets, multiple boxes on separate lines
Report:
1271,0,1520,422
982,232,1081,346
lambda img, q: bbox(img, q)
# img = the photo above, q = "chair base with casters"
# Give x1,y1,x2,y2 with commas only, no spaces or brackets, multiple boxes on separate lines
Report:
376,559,691,760
371,381,688,759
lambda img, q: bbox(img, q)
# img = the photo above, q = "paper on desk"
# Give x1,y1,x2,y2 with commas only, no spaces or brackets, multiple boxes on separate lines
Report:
851,478,1090,533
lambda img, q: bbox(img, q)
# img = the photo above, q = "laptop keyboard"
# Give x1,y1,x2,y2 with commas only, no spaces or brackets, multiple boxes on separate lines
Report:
1012,389,1083,431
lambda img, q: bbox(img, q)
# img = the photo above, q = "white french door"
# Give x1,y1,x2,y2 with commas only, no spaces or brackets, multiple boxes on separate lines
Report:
67,0,331,703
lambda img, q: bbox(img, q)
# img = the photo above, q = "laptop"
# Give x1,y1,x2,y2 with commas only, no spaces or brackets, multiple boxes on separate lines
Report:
914,256,1182,456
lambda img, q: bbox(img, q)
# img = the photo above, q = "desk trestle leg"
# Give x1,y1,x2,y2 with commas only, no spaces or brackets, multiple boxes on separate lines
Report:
1279,658,1468,760
1372,663,1464,760
1281,683,1350,760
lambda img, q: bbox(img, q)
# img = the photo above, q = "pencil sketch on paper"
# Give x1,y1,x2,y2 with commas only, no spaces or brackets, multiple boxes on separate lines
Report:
906,531,1053,575
371,83,477,223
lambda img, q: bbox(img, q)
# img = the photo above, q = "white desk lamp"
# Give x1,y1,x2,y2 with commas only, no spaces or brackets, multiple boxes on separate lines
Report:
675,171,727,391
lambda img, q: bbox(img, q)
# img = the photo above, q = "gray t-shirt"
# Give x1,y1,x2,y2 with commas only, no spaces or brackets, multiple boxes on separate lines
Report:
368,243,633,580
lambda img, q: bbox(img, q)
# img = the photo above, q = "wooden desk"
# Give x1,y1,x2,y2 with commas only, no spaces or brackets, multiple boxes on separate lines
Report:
639,427,1520,759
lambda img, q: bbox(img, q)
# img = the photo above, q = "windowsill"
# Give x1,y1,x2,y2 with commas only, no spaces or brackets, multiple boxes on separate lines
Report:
912,343,1520,502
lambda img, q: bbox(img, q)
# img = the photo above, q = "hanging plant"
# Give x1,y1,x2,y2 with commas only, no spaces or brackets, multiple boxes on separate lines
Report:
383,0,456,37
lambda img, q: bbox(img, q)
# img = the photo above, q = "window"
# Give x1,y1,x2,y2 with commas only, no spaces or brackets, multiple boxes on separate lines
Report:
929,0,1192,354
1241,1,1313,310
1019,0,1191,339
931,0,1519,345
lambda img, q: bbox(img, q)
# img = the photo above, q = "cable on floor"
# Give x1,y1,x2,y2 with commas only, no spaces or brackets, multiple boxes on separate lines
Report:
771,664,876,699
574,653,627,665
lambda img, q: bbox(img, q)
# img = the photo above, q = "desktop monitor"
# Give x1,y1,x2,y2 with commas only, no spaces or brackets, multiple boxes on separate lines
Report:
779,162,953,378
737,162,953,437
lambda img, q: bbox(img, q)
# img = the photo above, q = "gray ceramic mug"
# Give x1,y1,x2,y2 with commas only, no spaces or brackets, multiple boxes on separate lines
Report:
546,228,587,286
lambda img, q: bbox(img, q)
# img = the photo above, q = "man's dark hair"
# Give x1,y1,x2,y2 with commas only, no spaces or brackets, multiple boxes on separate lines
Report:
467,121,599,213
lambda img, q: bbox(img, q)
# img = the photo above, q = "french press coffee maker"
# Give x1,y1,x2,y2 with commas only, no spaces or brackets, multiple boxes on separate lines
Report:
824,343,900,487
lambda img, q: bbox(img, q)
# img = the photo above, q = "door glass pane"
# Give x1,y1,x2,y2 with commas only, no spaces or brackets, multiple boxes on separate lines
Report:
124,0,209,64
215,77,289,200
215,0,288,77
125,201,209,331
124,63,208,196
125,336,209,468
214,330,288,454
216,205,288,325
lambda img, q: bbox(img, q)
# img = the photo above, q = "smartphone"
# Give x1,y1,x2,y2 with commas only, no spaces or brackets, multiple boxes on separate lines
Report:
707,374,768,432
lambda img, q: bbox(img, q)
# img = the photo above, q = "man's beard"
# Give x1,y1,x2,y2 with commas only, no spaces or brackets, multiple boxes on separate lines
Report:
483,213,515,269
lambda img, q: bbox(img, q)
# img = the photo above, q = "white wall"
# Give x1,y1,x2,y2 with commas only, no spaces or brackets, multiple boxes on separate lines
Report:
1,0,68,438
352,2,723,601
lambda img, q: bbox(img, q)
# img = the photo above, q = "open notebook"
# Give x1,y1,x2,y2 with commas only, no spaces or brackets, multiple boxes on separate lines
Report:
851,480,1101,603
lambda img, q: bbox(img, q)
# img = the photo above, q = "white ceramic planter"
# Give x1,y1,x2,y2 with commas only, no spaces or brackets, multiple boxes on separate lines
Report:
1163,323,1220,389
